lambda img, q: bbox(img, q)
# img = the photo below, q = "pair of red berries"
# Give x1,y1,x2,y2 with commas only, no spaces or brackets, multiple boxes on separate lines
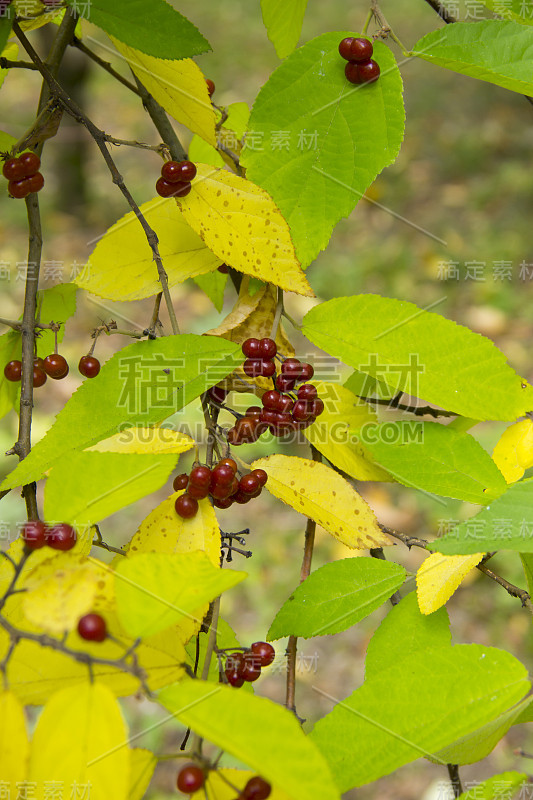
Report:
4,354,101,384
155,159,196,199
339,36,380,84
21,520,77,551
174,459,268,517
241,337,278,379
224,640,275,687
177,764,271,799
3,152,45,199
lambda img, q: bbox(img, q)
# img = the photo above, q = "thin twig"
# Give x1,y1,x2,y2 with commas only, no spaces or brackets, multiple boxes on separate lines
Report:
132,74,187,162
71,37,141,95
0,58,39,70
423,0,456,22
357,395,457,418
447,764,463,798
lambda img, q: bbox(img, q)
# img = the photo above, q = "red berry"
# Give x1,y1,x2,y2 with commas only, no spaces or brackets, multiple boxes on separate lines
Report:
227,416,262,445
242,776,272,799
292,399,312,421
46,523,77,551
233,489,253,504
217,263,229,273
241,651,262,682
4,360,22,381
281,358,302,379
242,338,261,358
357,59,380,83
275,374,296,393
349,37,374,62
155,177,191,198
77,613,107,642
27,172,44,194
338,37,356,60
299,362,314,381
344,62,363,85
189,465,211,488
33,366,47,387
269,412,294,436
277,393,294,414
187,483,210,500
214,496,233,509
243,359,263,378
161,160,181,182
208,384,228,404
225,651,245,687
172,181,192,197
259,360,276,378
177,763,206,794
218,457,237,472
210,482,233,501
174,160,197,181
175,493,199,519
251,468,268,487
310,398,325,417
211,463,235,486
239,474,260,495
205,78,215,97
21,520,47,550
79,355,100,378
34,357,45,369
258,338,277,360
245,405,262,421
18,151,40,177
173,473,189,491
43,353,69,379
229,476,240,496
8,178,31,199
262,390,281,410
298,383,318,401
250,641,275,667
2,157,25,181
260,408,278,426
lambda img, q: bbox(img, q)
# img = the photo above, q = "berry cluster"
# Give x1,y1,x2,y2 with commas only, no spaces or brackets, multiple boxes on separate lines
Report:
224,640,275,687
226,339,324,445
339,37,380,84
176,764,271,799
156,159,196,199
77,612,107,642
3,152,44,199
4,354,101,385
174,459,268,518
21,520,77,551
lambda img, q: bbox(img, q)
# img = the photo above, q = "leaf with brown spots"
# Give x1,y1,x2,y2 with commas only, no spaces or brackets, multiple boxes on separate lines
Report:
174,165,314,296
251,454,391,550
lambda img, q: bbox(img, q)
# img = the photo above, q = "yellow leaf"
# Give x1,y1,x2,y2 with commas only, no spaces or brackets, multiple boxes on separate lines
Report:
129,748,157,800
0,691,29,793
416,552,484,615
111,40,216,146
28,681,130,800
22,554,100,635
17,1,62,31
176,165,313,296
492,418,533,484
86,426,194,454
206,277,295,393
251,454,391,550
77,197,222,301
191,769,292,800
303,382,392,482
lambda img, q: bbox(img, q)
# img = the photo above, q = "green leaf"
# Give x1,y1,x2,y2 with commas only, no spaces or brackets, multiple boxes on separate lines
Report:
268,558,406,640
474,0,533,25
193,269,227,312
188,134,225,168
365,592,451,678
0,42,17,90
310,644,530,791
430,477,533,554
457,772,528,800
158,678,341,800
0,18,11,56
0,335,242,490
224,102,250,137
241,33,405,267
412,20,533,97
43,451,177,527
344,369,396,401
0,330,21,420
302,295,533,420
115,552,246,638
36,283,77,358
520,553,533,597
358,421,507,503
68,0,210,60
261,0,308,58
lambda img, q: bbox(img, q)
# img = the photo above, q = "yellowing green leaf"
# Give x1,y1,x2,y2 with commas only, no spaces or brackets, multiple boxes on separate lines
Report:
492,418,533,483
0,42,17,90
28,682,130,800
86,426,194,454
176,165,313,296
129,748,157,800
303,382,391,481
111,40,216,145
416,552,484,615
0,691,29,794
191,769,292,800
78,197,222,301
251,454,391,549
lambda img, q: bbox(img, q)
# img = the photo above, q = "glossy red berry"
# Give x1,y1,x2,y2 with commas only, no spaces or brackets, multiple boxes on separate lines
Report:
156,177,192,198
33,366,47,387
19,151,40,177
245,405,262,421
349,37,374,62
43,353,69,379
218,457,238,472
177,763,206,794
4,360,22,381
34,357,45,370
358,59,380,83
225,652,245,687
77,613,107,642
277,393,294,414
46,523,77,551
239,473,260,495
250,641,275,667
162,160,197,182
258,338,277,360
262,390,281,410
8,178,31,199
214,496,233,509
281,358,302,379
79,355,100,378
251,468,268,487
187,483,210,500
21,520,47,550
189,465,211,488
243,359,263,378
310,398,325,417
171,181,192,197
338,37,356,60
175,493,198,519
241,776,272,799
173,473,189,491
298,383,318,401
211,463,235,486
208,384,228,404
227,416,262,445
259,360,276,378
275,374,296,393
292,399,312,422
2,157,25,181
241,651,262,682
27,172,44,194
242,338,261,358
206,78,215,97
299,362,314,381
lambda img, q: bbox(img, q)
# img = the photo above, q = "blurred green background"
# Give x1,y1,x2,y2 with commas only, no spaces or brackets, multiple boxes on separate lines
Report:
1,0,533,797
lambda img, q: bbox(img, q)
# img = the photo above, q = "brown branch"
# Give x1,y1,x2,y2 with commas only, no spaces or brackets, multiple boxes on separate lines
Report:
447,764,463,798
370,548,401,605
132,74,187,163
423,0,456,22
357,395,457,418
0,58,39,70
